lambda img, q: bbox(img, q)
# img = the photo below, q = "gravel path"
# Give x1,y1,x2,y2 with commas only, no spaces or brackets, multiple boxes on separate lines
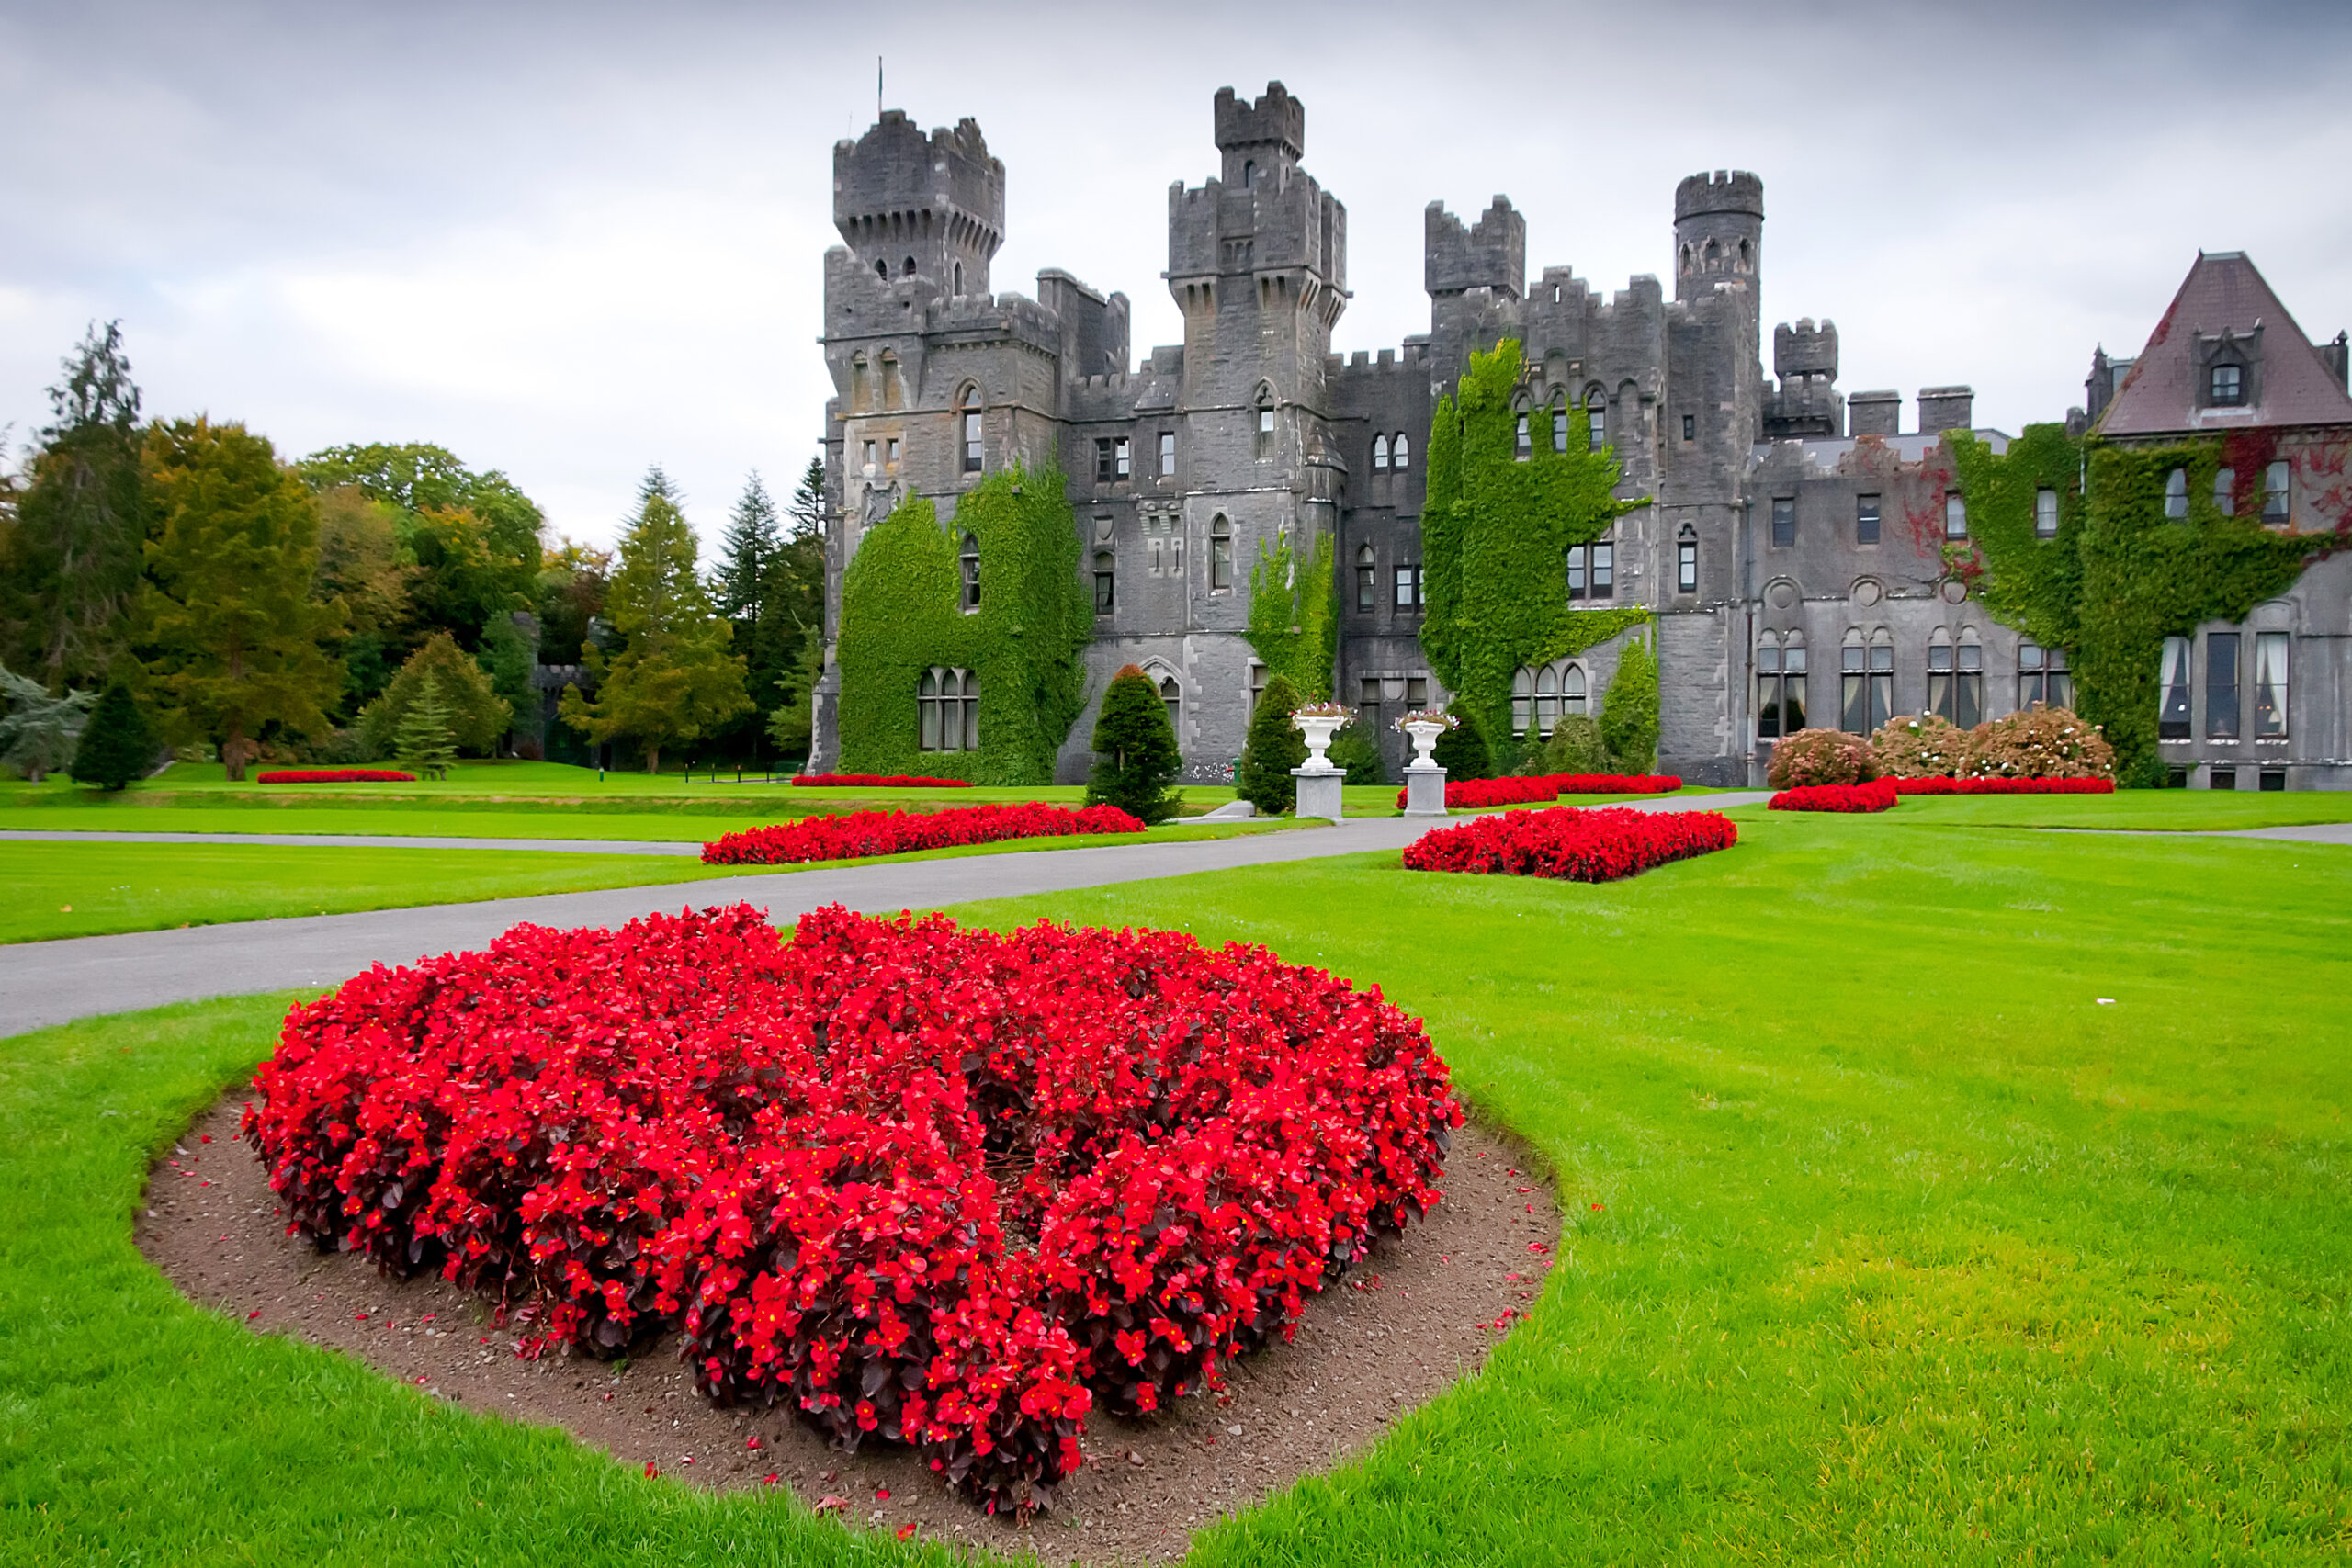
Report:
0,795,1766,1036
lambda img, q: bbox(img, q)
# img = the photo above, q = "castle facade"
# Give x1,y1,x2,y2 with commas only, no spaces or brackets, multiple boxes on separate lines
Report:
811,83,2352,788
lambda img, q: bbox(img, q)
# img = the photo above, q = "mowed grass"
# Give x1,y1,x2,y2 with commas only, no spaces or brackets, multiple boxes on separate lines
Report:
2,814,2346,1562
1859,789,2352,831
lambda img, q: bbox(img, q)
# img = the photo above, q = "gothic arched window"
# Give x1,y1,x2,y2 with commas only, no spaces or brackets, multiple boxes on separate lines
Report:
959,388,983,474
1210,515,1233,592
959,532,980,612
1372,434,1389,471
1159,674,1181,734
1586,388,1607,451
1356,543,1376,611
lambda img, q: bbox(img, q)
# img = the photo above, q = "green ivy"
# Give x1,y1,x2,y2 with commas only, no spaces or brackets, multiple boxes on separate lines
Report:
1420,339,1646,747
1598,632,1660,771
834,467,1091,784
1948,428,2316,785
1245,530,1336,700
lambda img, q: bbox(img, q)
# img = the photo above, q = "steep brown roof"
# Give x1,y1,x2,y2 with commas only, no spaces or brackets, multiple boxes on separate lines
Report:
2096,252,2352,437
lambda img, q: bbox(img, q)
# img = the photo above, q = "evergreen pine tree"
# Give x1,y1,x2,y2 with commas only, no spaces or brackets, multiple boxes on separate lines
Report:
70,681,157,791
714,470,781,622
9,321,146,684
786,456,826,541
1235,673,1307,814
1085,663,1182,823
393,672,459,779
1431,700,1493,780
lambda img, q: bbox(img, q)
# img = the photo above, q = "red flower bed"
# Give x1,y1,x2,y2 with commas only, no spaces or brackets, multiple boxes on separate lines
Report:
1394,773,1684,811
1892,776,2116,795
1402,805,1737,881
791,773,975,788
243,904,1458,1514
703,803,1144,865
256,769,419,784
1769,780,1900,812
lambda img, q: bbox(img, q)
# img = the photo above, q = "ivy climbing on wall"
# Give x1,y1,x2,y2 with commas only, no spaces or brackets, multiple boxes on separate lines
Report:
834,467,1091,784
1949,427,2322,786
1420,339,1648,749
1244,530,1337,700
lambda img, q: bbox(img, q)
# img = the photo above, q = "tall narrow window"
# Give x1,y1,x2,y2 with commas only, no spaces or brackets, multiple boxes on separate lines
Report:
1856,494,1881,546
2264,460,2290,522
1533,665,1558,738
1159,430,1176,476
918,668,942,750
885,437,899,469
2255,631,2289,737
1160,675,1182,736
2047,643,2073,710
1249,662,1267,709
1589,541,1614,599
1843,637,1889,733
1552,396,1569,454
1511,667,1533,737
961,403,983,474
2034,489,2059,537
1944,492,1968,540
1566,546,1587,600
1391,434,1410,470
852,355,870,413
2158,637,2193,739
1095,438,1116,485
1563,665,1589,717
1114,437,1131,479
2210,363,2244,405
1515,412,1532,460
1956,630,1983,728
1148,535,1163,577
1170,525,1183,578
1869,637,1894,731
1255,396,1275,458
1093,549,1115,614
1372,434,1390,471
2019,640,2047,709
1758,639,1785,739
1771,497,1795,547
952,260,964,294
1355,544,1376,612
1928,632,1955,724
959,533,980,612
1209,516,1233,592
2214,468,2236,513
2206,632,2239,739
1394,564,1421,610
1586,390,1606,451
1676,528,1698,593
959,671,980,751
1682,412,1696,442
2165,468,2189,519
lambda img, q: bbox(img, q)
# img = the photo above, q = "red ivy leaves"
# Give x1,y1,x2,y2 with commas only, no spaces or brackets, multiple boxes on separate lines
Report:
243,902,1457,1515
1890,776,2113,795
255,769,419,784
702,804,1145,866
1769,781,1900,812
791,774,976,789
1402,806,1736,880
1396,774,1682,811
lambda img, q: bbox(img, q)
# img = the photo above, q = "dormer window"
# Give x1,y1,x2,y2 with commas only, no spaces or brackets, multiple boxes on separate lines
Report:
2210,364,2243,405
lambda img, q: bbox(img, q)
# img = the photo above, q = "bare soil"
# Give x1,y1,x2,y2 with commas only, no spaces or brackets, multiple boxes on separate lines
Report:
141,1092,1560,1565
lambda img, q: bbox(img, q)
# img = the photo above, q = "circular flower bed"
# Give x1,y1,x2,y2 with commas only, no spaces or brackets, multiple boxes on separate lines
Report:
243,903,1459,1515
703,803,1143,865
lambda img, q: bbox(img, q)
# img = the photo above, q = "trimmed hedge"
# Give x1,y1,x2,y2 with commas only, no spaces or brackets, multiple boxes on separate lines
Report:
1770,781,1899,813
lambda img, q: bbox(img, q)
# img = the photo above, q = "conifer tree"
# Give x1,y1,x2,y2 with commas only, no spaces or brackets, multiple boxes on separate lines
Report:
70,681,158,791
1235,673,1307,815
1431,700,1492,780
393,672,459,779
1085,663,1182,823
8,322,146,685
0,664,95,782
358,630,512,757
559,468,750,773
140,419,345,781
714,470,781,621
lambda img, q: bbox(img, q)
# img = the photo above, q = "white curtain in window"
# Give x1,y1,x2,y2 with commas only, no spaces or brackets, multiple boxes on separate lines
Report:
2255,632,2289,738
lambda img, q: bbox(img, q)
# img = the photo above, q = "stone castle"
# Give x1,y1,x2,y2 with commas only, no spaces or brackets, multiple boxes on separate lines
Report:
810,82,2352,788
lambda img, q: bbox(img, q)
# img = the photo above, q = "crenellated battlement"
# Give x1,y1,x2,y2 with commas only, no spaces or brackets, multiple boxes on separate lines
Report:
1426,197,1524,299
1675,169,1764,221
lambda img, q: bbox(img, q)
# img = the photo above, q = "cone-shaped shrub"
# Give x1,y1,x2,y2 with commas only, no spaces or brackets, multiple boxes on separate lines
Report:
1430,700,1492,780
1235,673,1306,814
1085,664,1182,824
69,682,157,791
393,673,459,780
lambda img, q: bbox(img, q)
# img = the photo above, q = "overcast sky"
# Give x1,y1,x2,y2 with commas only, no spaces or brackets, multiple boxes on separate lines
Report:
4,0,2346,552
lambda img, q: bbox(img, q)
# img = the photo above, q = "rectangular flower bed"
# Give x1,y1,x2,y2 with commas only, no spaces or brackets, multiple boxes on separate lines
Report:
1769,780,1899,812
1891,777,2116,795
704,802,1143,865
255,769,419,784
791,773,975,788
1395,773,1684,811
1402,805,1736,881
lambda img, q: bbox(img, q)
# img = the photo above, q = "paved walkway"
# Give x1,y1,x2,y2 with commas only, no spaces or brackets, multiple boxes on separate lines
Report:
0,795,1768,1037
2207,822,2352,845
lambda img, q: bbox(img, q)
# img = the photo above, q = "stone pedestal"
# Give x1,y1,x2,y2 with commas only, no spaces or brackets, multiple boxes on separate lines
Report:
1402,763,1448,816
1292,766,1344,821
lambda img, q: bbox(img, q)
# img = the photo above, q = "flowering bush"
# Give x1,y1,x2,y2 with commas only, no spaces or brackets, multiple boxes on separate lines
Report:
1893,776,2115,795
256,768,419,784
1394,709,1457,732
1290,701,1352,719
703,803,1142,865
1395,773,1684,810
1770,780,1900,812
1869,715,1970,779
792,773,974,788
1962,706,2115,780
243,903,1459,1514
1765,728,1880,789
1402,806,1736,880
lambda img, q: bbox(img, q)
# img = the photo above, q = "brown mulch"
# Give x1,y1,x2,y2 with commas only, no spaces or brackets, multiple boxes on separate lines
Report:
140,1091,1560,1565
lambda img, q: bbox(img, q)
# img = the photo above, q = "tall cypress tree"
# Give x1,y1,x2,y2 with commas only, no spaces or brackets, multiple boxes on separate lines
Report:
1086,664,1182,823
8,322,146,686
1235,673,1307,814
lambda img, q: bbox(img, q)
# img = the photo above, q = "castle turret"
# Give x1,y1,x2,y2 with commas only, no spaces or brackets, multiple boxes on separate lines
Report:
1673,170,1763,305
1213,81,1306,193
832,110,1003,298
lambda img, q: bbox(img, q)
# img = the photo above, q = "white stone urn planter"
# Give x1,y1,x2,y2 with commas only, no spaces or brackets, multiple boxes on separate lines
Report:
1397,709,1454,817
1400,716,1450,768
1289,704,1351,820
1292,712,1347,773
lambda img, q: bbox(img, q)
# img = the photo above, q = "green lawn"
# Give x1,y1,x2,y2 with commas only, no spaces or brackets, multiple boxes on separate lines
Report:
1863,789,2352,831
0,820,1304,944
3,812,2346,1562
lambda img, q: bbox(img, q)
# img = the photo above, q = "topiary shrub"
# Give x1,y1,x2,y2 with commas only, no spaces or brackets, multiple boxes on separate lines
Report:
1541,714,1611,774
1962,705,2115,780
1599,636,1660,772
1327,718,1386,786
1430,700,1492,781
69,682,158,792
1085,664,1183,824
1235,673,1307,814
1870,714,1970,778
1766,728,1879,789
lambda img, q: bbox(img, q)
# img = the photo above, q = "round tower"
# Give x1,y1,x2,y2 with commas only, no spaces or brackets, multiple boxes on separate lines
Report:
1672,169,1763,305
